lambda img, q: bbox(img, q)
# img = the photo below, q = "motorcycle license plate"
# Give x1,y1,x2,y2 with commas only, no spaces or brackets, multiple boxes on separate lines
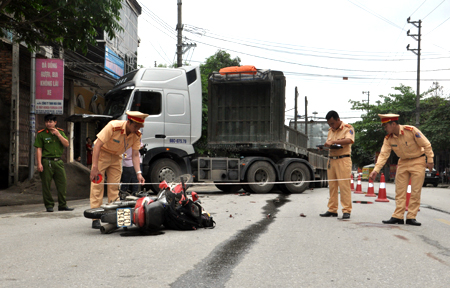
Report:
426,173,431,177
117,208,132,227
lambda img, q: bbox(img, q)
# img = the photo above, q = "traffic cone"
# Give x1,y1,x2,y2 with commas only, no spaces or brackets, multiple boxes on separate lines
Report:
375,173,389,202
351,174,355,192
405,179,419,211
365,178,376,197
354,174,363,194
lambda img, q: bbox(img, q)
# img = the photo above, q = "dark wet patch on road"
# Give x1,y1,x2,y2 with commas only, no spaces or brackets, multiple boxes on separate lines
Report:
353,222,403,229
394,234,408,241
170,194,290,288
21,212,81,219
426,252,448,266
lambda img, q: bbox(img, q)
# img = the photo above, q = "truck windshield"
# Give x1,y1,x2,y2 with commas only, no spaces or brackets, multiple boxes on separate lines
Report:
104,90,132,117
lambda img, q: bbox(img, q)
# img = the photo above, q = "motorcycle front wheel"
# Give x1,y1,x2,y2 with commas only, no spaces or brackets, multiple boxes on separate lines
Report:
84,208,116,219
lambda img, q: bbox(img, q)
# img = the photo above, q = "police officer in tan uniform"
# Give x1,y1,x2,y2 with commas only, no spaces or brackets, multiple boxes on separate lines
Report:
369,114,434,226
320,111,355,219
90,111,149,229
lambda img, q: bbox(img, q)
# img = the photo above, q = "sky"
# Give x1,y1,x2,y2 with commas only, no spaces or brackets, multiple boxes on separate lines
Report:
136,0,450,124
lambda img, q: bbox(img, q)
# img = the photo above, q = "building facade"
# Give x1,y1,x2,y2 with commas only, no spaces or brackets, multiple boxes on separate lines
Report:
0,0,141,188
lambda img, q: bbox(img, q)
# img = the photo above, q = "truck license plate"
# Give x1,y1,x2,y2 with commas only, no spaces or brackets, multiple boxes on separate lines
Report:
426,173,431,177
117,208,132,227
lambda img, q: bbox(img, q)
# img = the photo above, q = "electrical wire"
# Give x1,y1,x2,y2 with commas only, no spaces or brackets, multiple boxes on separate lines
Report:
426,14,450,35
189,37,449,74
423,0,447,20
410,0,428,17
346,0,405,30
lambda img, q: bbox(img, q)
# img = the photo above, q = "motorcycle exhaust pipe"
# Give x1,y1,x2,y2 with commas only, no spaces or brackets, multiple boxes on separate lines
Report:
100,223,119,234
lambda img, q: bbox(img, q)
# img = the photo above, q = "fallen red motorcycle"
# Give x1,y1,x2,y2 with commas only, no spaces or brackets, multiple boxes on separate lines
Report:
84,175,215,234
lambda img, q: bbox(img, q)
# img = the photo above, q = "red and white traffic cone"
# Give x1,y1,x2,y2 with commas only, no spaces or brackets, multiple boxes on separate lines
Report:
351,174,355,192
354,174,363,194
375,173,389,202
365,177,376,197
405,179,412,211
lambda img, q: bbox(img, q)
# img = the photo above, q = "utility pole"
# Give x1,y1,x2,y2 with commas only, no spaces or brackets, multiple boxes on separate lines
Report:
406,17,422,127
362,91,370,111
29,52,36,180
176,0,183,67
294,87,298,131
305,96,308,137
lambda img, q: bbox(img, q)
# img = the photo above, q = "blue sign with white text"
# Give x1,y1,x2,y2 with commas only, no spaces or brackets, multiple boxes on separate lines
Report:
105,46,124,79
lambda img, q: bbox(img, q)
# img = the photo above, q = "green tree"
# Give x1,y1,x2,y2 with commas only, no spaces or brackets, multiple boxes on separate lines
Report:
0,0,122,53
349,83,450,167
193,50,240,155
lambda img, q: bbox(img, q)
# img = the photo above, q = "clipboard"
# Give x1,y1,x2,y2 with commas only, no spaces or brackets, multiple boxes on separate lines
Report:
316,144,343,150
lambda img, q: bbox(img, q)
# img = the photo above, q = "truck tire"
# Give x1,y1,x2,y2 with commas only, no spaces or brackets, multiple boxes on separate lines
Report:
245,161,276,193
215,183,242,193
282,163,311,193
149,158,181,193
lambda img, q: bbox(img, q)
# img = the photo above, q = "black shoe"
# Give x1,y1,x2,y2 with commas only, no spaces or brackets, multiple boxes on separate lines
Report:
382,217,404,224
406,219,421,226
320,211,338,217
46,207,54,212
58,206,74,211
342,213,350,219
92,220,101,229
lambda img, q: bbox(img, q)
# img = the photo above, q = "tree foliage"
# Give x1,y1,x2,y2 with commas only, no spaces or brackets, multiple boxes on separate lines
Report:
0,0,122,53
349,83,449,167
193,50,240,155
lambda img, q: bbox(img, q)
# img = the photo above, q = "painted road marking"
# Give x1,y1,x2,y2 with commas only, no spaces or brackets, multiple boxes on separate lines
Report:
436,219,450,226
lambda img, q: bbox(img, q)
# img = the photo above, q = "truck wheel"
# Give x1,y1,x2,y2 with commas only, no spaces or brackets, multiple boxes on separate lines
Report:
149,159,181,193
215,183,242,193
283,163,311,193
433,182,438,187
242,184,252,193
246,161,276,193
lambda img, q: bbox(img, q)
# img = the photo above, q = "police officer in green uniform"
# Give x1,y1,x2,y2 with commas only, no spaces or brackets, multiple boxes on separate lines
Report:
34,114,73,212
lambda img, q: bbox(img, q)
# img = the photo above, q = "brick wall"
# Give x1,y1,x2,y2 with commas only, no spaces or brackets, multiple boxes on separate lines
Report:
0,45,12,188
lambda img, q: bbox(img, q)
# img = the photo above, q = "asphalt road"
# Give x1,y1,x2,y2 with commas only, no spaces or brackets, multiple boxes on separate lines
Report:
1,183,450,288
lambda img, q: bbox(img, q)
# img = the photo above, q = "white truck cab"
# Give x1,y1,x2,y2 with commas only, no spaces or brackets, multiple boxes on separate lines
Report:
68,66,202,192
107,66,202,154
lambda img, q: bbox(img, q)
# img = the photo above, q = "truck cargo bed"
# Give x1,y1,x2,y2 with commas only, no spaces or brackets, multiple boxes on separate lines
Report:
208,70,308,156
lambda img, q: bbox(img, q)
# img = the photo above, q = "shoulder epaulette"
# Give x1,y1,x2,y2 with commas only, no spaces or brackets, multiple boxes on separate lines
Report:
345,124,352,128
135,130,142,137
385,134,392,140
113,127,122,132
404,126,414,131
57,127,64,131
37,129,45,133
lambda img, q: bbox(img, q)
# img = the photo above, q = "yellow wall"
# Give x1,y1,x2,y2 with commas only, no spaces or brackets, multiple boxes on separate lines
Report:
74,86,105,114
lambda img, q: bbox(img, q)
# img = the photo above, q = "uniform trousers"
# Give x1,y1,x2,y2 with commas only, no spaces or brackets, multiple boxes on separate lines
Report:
393,156,426,219
90,150,122,209
39,159,67,208
327,157,352,214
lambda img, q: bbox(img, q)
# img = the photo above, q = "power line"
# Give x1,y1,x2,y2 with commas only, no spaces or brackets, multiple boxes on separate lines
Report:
185,30,450,62
423,0,447,20
410,0,428,17
426,14,450,35
183,24,449,60
347,0,404,30
189,38,450,74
